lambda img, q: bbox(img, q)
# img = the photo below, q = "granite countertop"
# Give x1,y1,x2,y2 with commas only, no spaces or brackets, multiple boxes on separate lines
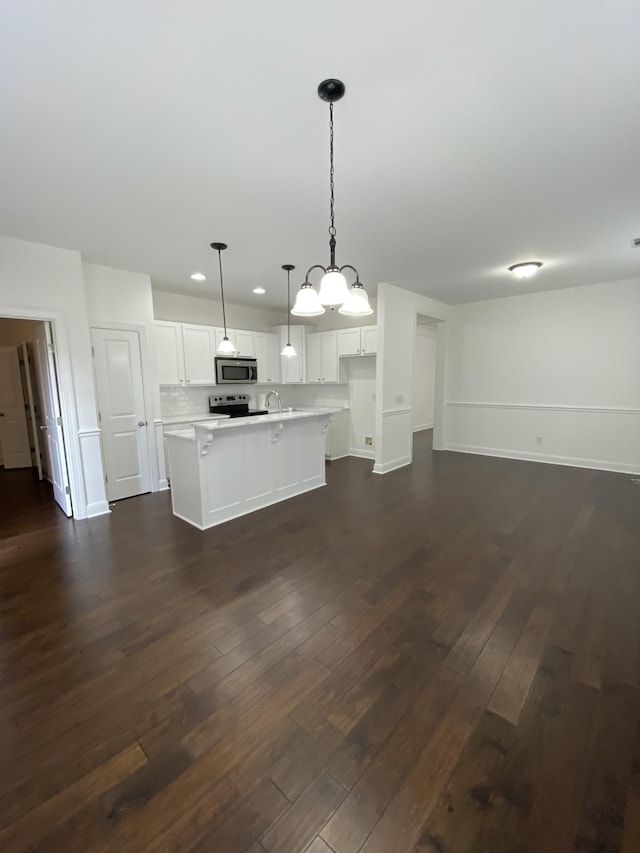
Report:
192,408,338,432
161,413,229,426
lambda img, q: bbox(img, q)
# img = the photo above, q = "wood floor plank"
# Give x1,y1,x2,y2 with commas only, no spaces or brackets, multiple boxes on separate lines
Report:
487,606,556,724
1,433,639,852
261,770,346,853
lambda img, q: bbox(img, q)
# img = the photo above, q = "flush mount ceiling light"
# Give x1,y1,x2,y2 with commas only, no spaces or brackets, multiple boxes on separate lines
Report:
190,272,206,281
508,261,543,279
292,79,371,317
281,265,297,358
210,242,236,354
253,287,266,294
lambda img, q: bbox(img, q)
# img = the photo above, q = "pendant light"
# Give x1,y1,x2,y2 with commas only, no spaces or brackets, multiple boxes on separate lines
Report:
292,79,372,317
210,242,236,354
280,264,297,357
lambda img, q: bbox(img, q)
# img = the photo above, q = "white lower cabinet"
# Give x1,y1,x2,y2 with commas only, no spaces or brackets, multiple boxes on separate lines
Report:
325,410,349,459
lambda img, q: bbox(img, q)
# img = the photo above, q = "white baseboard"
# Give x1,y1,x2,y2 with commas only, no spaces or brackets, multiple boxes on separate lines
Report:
157,478,170,491
373,454,411,475
86,500,111,517
349,447,375,460
445,443,640,476
413,423,434,433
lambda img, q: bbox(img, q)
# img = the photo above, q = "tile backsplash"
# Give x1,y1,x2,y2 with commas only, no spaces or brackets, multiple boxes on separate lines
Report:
159,383,349,417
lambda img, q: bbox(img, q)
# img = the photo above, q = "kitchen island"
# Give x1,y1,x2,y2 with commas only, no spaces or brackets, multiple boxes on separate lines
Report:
165,409,334,529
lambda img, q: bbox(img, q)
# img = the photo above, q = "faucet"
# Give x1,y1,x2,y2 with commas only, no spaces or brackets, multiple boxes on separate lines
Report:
265,390,282,414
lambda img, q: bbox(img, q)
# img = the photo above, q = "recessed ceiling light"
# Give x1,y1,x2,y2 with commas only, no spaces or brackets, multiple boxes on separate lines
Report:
508,261,543,279
253,287,266,294
190,272,206,281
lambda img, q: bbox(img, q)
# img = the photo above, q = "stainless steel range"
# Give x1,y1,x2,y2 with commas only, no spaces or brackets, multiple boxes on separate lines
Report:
208,394,268,418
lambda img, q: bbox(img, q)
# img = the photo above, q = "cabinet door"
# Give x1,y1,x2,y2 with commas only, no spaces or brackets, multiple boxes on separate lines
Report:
235,329,256,357
337,328,361,356
155,322,185,384
361,326,377,355
321,331,339,382
183,324,216,384
306,334,322,383
280,325,304,383
214,327,237,354
266,334,281,383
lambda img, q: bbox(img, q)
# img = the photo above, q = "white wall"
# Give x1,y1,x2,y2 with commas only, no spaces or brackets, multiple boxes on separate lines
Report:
445,277,640,474
412,325,436,431
153,288,376,334
152,290,284,331
0,236,108,518
84,262,167,490
375,283,449,474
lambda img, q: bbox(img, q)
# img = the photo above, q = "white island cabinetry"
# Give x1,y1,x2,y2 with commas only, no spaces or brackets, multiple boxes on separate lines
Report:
166,410,332,530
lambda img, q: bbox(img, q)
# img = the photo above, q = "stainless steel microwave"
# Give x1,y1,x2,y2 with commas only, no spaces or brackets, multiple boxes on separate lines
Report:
215,356,258,384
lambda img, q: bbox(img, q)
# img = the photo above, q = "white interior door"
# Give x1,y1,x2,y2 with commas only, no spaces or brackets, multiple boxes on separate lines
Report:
92,327,151,502
0,346,32,468
20,342,43,479
34,324,72,515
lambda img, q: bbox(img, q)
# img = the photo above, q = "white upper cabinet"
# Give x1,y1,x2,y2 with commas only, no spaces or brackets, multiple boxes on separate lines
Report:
254,333,281,383
361,326,377,355
321,331,339,381
274,325,306,383
234,330,256,358
337,328,362,356
307,331,339,383
182,324,216,384
337,326,377,357
155,322,185,384
306,334,322,383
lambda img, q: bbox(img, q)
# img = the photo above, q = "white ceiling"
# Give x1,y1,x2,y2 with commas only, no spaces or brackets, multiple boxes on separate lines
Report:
1,1,639,310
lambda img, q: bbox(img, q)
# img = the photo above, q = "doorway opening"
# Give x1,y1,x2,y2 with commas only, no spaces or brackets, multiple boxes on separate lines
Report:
412,314,438,445
0,317,73,519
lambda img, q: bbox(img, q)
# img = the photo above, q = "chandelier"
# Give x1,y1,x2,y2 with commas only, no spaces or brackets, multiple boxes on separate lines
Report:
291,79,373,318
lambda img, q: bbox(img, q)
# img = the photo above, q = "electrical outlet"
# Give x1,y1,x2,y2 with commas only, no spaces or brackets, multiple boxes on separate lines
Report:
395,394,404,404
365,436,373,446
535,435,543,445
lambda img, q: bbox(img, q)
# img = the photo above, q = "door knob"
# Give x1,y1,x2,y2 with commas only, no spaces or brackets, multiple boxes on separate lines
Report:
138,420,147,427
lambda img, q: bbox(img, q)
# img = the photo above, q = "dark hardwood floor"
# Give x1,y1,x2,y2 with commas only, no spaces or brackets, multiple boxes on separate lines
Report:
1,433,640,852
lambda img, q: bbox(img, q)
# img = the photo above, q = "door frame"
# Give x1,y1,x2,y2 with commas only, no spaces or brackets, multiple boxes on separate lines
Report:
0,306,91,519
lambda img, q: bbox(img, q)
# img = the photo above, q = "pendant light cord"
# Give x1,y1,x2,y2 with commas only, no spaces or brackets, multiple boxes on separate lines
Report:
217,248,228,336
329,102,336,239
287,268,291,344
328,101,337,268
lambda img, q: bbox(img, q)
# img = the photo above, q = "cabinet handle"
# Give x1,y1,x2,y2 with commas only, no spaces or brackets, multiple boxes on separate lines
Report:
186,379,191,383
